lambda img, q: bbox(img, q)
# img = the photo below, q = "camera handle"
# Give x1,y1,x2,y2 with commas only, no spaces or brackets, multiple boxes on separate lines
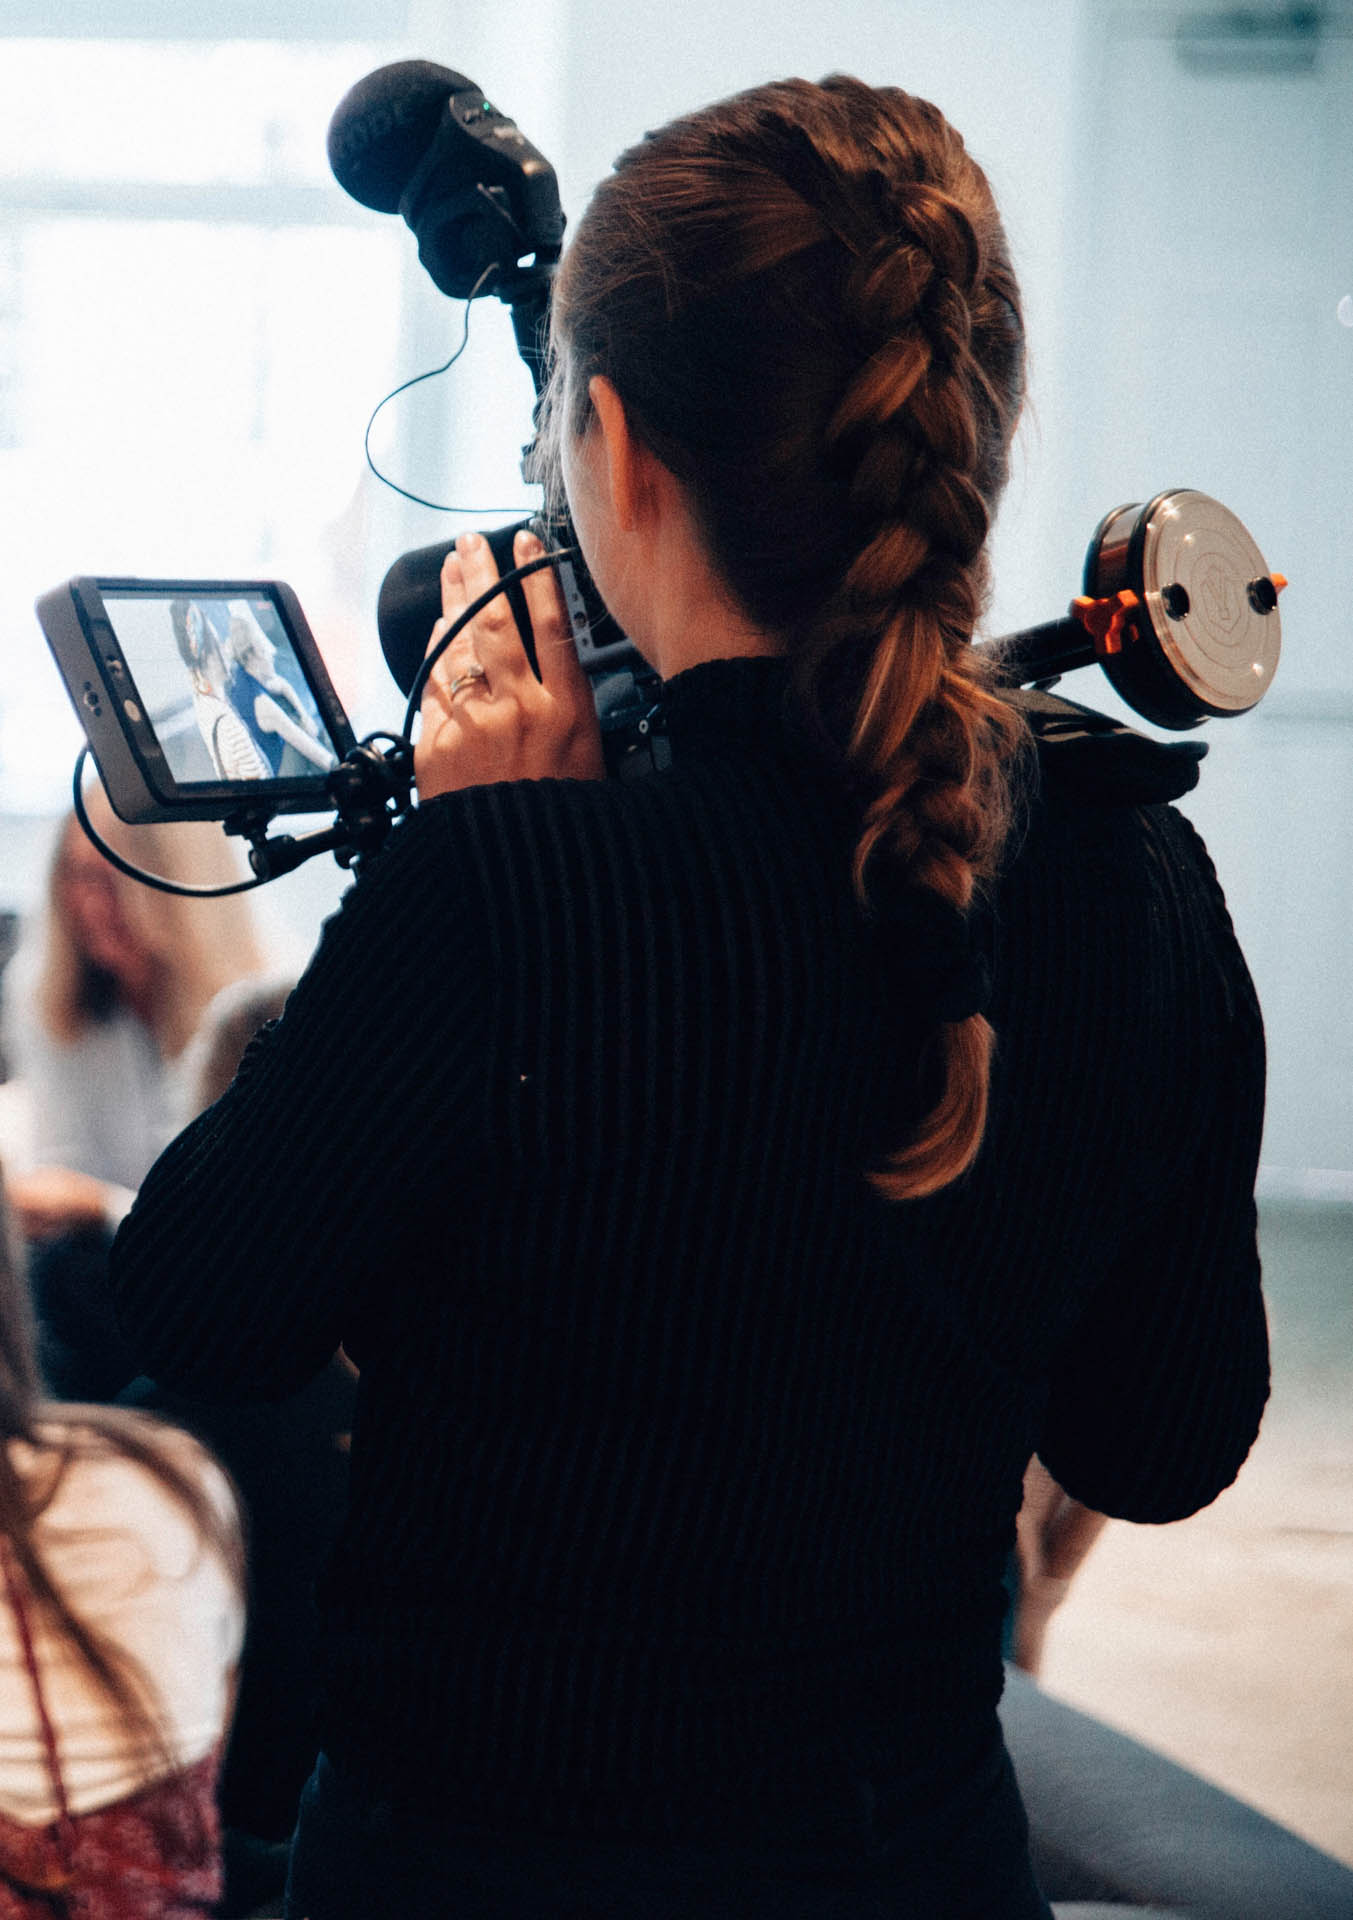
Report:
229,541,651,890
985,614,1098,686
220,554,568,886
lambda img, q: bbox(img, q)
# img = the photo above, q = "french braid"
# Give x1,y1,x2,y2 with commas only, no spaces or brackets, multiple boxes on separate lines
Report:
543,75,1029,1198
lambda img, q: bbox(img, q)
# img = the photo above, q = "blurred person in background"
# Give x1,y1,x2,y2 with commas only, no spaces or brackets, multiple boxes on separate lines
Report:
1,791,265,1398
0,1174,243,1917
122,971,358,1918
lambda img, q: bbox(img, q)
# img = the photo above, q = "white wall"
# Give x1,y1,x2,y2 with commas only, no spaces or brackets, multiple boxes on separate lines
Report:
1056,4,1353,1188
545,0,1083,638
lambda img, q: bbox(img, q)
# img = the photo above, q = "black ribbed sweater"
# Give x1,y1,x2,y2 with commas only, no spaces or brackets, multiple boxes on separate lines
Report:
108,657,1269,1836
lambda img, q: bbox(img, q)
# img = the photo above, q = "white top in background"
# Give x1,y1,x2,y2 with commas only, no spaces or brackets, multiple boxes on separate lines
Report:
0,1420,243,1825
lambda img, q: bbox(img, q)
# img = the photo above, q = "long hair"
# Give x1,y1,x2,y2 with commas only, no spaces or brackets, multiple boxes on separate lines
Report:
539,75,1029,1198
35,788,265,1060
0,1177,243,1807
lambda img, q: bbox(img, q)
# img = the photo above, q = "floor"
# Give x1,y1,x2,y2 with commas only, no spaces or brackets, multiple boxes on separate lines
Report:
1035,1199,1353,1868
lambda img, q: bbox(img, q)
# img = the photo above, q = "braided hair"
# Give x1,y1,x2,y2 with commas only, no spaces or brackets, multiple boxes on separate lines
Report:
542,75,1029,1199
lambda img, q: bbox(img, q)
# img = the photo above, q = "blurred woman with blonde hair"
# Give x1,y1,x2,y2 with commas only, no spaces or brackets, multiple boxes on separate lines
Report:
1,786,265,1246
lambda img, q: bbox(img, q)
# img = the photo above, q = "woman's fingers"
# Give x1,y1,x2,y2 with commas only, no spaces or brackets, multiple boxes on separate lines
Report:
447,531,532,687
514,529,589,711
437,544,464,620
423,549,466,675
415,523,606,796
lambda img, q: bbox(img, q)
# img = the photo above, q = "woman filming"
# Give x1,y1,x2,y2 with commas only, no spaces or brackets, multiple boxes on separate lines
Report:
109,75,1269,1917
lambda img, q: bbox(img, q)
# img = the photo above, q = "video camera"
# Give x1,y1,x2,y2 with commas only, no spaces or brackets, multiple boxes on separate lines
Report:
35,59,1285,892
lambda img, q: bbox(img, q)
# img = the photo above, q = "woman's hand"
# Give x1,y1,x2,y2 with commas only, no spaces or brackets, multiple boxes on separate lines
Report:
1011,1456,1110,1676
415,528,606,799
8,1166,118,1240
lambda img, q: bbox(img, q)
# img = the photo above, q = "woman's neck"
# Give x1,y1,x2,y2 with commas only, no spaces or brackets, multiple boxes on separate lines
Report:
645,582,781,682
609,504,782,681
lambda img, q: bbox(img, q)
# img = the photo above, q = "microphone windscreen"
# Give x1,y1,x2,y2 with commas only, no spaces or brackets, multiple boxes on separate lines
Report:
327,60,475,214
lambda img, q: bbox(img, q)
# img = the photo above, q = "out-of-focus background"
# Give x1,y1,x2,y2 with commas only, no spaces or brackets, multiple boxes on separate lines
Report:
0,0,1348,1866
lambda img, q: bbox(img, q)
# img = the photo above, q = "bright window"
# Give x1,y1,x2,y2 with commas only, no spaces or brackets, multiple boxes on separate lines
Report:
0,38,447,814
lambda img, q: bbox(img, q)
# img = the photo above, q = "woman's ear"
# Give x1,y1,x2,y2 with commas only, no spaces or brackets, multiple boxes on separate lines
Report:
588,375,651,534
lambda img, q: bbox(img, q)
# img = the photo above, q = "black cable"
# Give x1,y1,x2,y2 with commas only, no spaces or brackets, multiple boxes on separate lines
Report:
364,263,537,515
71,747,271,899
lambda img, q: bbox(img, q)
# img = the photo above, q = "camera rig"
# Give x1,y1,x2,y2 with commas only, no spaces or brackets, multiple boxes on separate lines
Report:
333,64,1284,743
48,60,1286,895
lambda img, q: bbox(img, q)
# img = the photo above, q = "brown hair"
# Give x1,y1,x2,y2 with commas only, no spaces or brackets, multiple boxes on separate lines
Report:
37,788,265,1060
0,1175,242,1835
541,74,1029,1198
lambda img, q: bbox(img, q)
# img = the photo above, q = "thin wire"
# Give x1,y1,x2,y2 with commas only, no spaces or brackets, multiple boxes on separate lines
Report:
402,546,578,741
71,748,271,898
363,262,537,515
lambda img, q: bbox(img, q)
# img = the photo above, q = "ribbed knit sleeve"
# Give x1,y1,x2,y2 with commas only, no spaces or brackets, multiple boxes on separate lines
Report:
900,786,1269,1529
1034,807,1270,1519
108,798,492,1400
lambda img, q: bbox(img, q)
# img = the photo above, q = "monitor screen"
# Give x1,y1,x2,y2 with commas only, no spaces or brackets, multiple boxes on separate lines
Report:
100,588,343,787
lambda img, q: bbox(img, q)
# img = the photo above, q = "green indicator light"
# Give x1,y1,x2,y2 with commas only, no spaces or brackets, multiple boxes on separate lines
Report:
482,100,494,113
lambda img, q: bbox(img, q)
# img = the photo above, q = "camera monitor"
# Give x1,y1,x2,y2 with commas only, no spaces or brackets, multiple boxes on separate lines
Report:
36,577,357,824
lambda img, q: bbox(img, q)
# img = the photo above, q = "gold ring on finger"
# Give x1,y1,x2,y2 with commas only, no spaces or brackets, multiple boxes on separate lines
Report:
447,663,488,699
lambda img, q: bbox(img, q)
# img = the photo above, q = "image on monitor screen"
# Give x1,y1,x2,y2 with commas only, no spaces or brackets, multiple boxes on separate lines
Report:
102,591,342,787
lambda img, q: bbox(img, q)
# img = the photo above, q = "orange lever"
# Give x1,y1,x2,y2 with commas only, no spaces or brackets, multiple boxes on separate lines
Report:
1070,589,1141,657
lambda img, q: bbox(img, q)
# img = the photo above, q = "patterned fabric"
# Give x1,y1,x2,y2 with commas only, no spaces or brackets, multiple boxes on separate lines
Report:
0,1749,221,1919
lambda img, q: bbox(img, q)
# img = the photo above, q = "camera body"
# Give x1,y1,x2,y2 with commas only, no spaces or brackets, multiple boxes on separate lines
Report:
37,577,355,824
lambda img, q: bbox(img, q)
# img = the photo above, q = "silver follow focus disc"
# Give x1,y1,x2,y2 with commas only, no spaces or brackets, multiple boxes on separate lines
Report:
1083,489,1283,730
